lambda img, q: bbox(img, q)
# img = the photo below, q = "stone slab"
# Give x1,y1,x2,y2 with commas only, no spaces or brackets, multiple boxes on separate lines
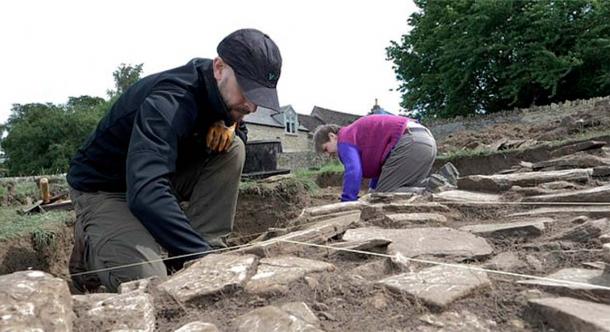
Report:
385,213,448,225
434,190,502,203
510,206,610,219
458,169,592,193
459,219,550,237
245,212,361,257
550,218,609,242
301,201,363,217
524,184,610,203
551,140,606,158
518,268,610,303
483,252,527,272
245,256,335,294
0,270,73,332
174,322,219,332
343,227,493,261
532,153,610,170
361,202,450,223
529,297,610,332
280,302,320,327
594,166,610,177
234,305,323,332
72,292,155,332
378,264,491,309
158,254,258,303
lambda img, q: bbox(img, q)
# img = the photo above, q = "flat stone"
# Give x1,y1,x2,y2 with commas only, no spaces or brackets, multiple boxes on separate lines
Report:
349,259,393,281
551,140,606,158
458,169,592,193
483,252,527,272
72,291,155,332
245,256,335,295
245,212,361,257
604,243,610,264
378,264,491,309
328,239,392,255
301,201,362,217
417,310,497,331
384,213,448,225
363,192,416,204
524,184,610,203
518,268,610,303
0,271,73,331
509,186,556,196
174,322,219,332
459,219,550,237
510,206,610,219
233,305,323,332
532,153,610,170
280,302,320,327
550,218,609,242
343,227,493,261
594,166,610,177
540,180,582,190
529,297,610,332
118,276,160,295
434,190,502,202
361,202,450,223
158,254,258,303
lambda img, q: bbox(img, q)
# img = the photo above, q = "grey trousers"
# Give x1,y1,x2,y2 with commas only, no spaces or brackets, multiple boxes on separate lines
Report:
69,138,245,292
375,128,437,192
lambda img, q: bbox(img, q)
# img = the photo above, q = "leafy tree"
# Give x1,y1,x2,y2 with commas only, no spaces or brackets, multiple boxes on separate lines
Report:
0,63,143,176
107,63,144,98
387,0,610,119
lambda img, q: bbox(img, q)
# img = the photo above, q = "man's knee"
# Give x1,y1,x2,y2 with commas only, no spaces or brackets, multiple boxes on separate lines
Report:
99,262,167,292
91,237,167,292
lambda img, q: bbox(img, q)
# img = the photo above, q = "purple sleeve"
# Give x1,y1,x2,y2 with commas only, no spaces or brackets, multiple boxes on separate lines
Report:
338,143,362,202
369,177,379,190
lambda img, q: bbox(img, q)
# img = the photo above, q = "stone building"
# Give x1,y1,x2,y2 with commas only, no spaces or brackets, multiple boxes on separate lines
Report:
244,105,310,152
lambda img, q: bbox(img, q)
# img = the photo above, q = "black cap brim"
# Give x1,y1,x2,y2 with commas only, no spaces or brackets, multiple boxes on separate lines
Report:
235,73,280,111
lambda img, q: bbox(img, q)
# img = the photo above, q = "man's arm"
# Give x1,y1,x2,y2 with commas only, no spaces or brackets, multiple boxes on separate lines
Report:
338,143,362,201
126,90,210,262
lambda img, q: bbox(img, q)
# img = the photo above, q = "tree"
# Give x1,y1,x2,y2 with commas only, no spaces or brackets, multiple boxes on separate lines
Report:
0,98,110,175
387,0,610,119
107,63,144,98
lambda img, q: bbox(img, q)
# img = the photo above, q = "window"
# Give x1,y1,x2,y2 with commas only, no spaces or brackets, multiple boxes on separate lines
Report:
284,109,298,134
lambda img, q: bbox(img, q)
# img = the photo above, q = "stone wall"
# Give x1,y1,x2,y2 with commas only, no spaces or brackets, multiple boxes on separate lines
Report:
278,151,331,171
424,96,610,140
247,124,310,152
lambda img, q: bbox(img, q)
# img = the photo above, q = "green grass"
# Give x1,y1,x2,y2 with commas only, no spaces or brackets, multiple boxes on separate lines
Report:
0,206,72,242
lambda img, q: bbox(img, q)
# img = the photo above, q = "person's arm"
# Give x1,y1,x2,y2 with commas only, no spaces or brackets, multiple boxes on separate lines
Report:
126,90,210,264
369,177,379,191
337,143,362,202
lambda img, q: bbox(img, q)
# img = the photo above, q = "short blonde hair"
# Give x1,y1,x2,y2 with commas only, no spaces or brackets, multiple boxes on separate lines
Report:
312,124,341,153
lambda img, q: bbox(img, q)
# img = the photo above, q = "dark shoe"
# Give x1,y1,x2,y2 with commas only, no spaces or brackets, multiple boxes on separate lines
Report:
438,162,460,186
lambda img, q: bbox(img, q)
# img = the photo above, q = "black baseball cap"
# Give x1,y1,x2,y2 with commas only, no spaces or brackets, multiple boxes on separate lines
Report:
217,29,282,111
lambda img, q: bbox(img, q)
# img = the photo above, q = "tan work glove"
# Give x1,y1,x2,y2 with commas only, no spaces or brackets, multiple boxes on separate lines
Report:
206,120,236,152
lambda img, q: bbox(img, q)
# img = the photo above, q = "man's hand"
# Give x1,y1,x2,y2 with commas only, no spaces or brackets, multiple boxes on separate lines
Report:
206,120,236,152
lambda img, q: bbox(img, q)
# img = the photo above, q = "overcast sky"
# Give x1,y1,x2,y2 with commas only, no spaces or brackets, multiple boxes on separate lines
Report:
0,0,417,123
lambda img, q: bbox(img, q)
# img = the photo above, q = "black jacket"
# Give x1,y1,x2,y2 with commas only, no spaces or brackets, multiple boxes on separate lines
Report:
67,58,247,258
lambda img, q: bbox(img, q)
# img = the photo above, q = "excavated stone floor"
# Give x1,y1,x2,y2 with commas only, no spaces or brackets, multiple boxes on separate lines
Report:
2,140,610,331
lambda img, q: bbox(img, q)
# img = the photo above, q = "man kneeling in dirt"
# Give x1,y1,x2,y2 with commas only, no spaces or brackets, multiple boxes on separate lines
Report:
66,29,282,292
313,115,456,201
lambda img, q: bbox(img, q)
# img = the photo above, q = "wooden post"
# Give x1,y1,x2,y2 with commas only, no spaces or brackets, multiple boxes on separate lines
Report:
39,177,50,204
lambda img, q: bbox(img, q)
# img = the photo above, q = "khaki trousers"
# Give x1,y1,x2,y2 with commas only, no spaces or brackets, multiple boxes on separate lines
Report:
69,138,245,292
